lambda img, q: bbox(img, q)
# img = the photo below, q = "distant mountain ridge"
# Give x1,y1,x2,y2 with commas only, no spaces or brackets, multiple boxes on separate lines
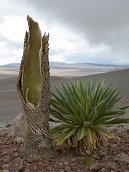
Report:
1,63,20,68
1,62,128,69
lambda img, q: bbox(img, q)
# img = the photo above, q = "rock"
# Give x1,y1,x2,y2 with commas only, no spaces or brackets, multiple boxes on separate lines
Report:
104,161,117,170
58,162,64,166
112,150,117,155
126,129,129,134
1,164,9,170
0,152,7,158
70,163,75,167
71,158,76,162
33,165,37,170
100,168,105,172
65,166,71,171
116,152,129,164
24,164,30,171
24,170,30,172
12,152,19,158
64,161,69,166
46,167,51,170
3,155,10,163
8,113,26,141
9,157,23,172
14,136,24,144
124,170,129,172
90,162,103,171
6,123,12,128
111,144,117,149
1,170,9,172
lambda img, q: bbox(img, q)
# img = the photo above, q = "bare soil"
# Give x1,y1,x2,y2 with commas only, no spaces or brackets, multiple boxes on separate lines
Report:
1,127,129,172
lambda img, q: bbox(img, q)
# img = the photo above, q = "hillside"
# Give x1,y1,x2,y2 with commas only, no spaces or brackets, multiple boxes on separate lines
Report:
0,68,129,131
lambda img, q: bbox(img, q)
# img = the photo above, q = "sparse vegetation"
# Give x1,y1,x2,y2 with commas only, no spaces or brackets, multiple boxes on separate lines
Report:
50,80,129,152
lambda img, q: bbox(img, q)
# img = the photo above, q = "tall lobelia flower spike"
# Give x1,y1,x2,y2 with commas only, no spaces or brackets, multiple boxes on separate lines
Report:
17,15,53,161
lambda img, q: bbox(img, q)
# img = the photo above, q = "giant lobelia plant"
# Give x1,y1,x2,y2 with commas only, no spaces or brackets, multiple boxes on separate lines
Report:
50,80,129,153
17,16,53,161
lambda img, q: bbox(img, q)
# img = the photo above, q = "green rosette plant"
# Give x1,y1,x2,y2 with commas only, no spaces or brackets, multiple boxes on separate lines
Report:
50,80,129,152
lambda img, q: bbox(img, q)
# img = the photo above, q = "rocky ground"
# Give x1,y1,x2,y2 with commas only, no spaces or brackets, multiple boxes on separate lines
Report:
1,126,129,172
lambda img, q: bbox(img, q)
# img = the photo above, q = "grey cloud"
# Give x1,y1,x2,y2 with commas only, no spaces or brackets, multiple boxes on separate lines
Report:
28,0,129,43
1,0,129,65
0,35,22,65
0,35,22,49
26,0,129,64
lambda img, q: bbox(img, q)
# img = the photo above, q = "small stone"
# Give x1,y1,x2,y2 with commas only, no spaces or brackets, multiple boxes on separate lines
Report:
90,163,103,171
124,170,129,172
10,157,23,171
6,123,12,128
112,151,117,155
1,170,9,172
38,162,43,166
70,163,75,167
11,148,17,153
46,167,51,170
126,129,129,134
112,144,117,149
71,158,76,162
3,155,10,163
0,152,7,157
64,161,69,166
104,161,117,170
102,156,108,161
33,165,37,170
65,166,71,171
12,152,19,157
116,152,129,164
100,168,105,172
59,162,64,166
15,136,24,144
1,164,9,169
24,170,30,172
24,165,30,172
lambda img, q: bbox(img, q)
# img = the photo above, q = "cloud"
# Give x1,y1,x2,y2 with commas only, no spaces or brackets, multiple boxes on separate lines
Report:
0,0,35,65
0,0,129,65
0,16,27,42
0,41,22,65
28,0,129,64
29,0,129,39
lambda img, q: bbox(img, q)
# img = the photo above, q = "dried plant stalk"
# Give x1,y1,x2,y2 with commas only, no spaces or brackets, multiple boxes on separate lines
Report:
17,16,53,161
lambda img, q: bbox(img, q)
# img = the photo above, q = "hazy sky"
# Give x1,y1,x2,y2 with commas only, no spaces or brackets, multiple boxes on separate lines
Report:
0,0,129,65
